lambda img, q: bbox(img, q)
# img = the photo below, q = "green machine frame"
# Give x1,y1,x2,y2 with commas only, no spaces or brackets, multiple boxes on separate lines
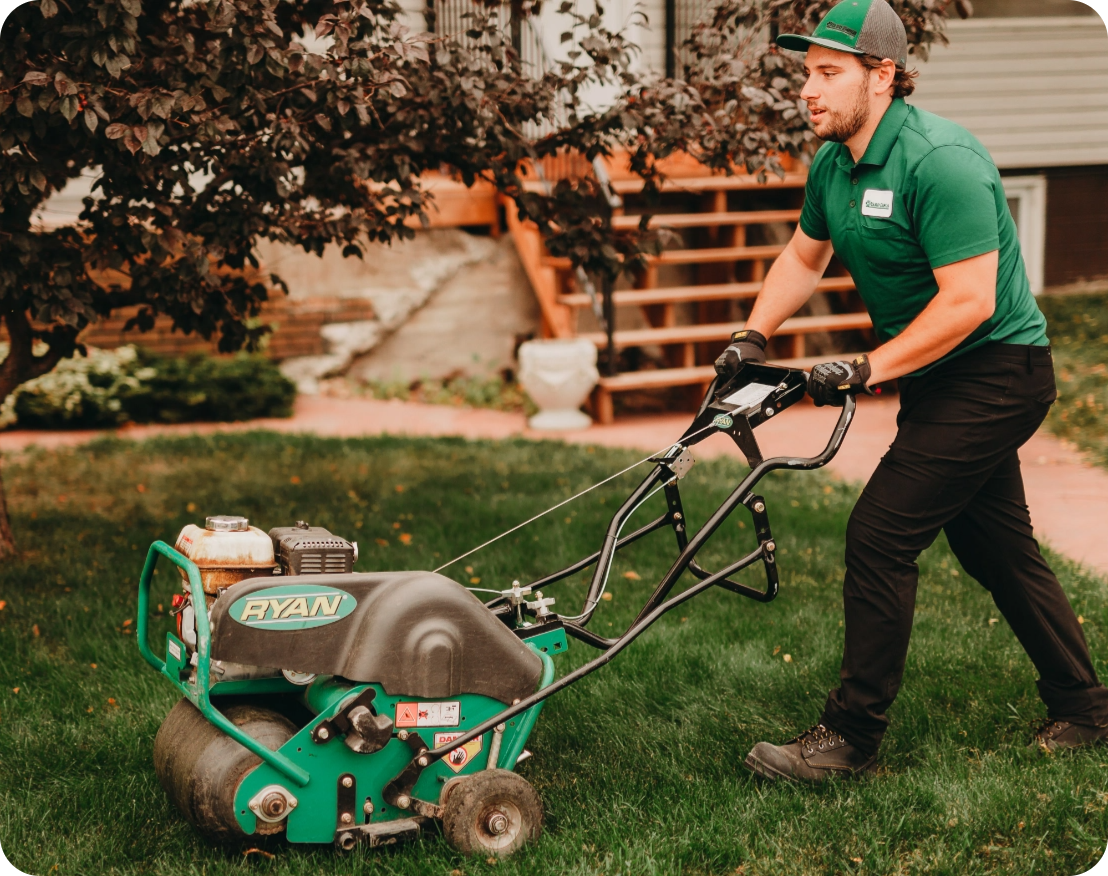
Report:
138,542,560,842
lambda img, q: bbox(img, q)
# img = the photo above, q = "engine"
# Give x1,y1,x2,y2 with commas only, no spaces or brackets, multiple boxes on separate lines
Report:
270,521,358,575
171,515,357,680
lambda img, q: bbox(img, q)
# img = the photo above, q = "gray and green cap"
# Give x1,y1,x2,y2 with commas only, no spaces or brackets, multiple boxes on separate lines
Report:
776,0,908,68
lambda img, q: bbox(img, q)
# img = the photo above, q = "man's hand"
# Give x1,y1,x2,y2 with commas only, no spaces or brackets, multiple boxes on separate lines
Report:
808,354,876,407
714,330,768,377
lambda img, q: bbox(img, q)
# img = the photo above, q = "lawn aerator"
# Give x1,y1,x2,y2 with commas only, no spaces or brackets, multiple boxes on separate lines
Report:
136,362,855,856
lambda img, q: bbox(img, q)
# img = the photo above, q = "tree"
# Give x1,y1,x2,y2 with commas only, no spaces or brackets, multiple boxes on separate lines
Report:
0,0,958,555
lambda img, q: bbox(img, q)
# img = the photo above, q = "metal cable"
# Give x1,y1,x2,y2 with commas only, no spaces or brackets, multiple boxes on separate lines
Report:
432,421,717,575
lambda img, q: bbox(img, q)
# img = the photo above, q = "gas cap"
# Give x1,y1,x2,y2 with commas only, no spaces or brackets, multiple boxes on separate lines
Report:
205,515,249,532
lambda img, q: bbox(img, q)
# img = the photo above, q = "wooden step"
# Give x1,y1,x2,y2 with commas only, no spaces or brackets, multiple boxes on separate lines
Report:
609,209,801,231
580,313,874,350
607,172,809,195
557,276,856,309
595,354,867,392
544,244,785,271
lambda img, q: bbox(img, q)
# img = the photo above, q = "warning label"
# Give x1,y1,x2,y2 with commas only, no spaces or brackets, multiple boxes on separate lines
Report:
434,732,483,773
395,701,461,728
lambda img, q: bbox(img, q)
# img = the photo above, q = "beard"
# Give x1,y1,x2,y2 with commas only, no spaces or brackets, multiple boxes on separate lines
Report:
811,75,871,143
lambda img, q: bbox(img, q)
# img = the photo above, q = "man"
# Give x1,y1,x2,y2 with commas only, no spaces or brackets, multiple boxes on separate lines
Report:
713,0,1108,784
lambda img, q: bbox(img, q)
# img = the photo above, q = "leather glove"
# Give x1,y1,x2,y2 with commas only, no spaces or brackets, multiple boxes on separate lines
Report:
807,354,876,407
714,329,768,377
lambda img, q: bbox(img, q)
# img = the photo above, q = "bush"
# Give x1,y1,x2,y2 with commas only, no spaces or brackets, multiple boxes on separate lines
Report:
3,346,296,430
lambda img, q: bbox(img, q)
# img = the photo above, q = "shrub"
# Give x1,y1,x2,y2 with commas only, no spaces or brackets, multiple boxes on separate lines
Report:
3,346,296,430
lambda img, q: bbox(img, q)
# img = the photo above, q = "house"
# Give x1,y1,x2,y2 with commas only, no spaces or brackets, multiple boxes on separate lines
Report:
415,0,1106,295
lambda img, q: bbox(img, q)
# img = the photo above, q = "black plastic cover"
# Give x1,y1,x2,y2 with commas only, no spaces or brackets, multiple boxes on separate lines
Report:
269,523,355,575
208,572,543,705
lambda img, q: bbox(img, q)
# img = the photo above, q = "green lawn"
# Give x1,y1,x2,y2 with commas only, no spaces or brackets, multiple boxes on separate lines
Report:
0,433,1106,875
1039,291,1108,469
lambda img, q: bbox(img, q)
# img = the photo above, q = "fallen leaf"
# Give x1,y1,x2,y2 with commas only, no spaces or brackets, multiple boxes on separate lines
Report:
465,566,474,574
90,663,97,669
107,698,117,706
470,577,481,584
988,618,998,625
623,570,641,580
1018,821,1025,830
12,687,18,694
395,485,405,493
948,818,958,827
680,616,688,622
823,485,833,494
290,476,301,484
852,858,862,864
0,601,6,611
772,645,780,655
486,857,498,865
375,538,388,546
398,533,412,545
392,522,401,529
186,502,197,513
243,848,275,859
122,619,132,627
1078,616,1085,624
87,707,93,713
783,653,792,663
601,592,613,601
136,483,146,493
32,624,40,637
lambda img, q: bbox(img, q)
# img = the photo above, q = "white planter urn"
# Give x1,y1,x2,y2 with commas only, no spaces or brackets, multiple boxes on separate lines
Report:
518,338,599,430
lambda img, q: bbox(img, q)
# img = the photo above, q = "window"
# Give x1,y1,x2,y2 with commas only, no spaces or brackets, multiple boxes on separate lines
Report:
1002,175,1047,295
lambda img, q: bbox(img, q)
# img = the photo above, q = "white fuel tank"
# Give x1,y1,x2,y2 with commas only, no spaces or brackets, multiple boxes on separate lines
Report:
175,515,276,596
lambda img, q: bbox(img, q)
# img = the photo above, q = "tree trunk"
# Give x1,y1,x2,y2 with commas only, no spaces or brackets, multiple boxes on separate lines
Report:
0,459,17,559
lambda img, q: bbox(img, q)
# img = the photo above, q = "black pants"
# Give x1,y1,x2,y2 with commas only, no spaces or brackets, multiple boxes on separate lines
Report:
820,343,1108,756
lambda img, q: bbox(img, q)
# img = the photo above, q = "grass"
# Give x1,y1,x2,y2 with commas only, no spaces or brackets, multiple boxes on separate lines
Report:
0,432,1106,876
1038,291,1108,468
355,373,538,416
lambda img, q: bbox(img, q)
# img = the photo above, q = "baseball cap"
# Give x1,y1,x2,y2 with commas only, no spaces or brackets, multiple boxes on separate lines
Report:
776,0,909,68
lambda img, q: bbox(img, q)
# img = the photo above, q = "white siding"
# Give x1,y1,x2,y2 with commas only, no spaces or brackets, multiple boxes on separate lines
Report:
908,16,1108,169
635,0,668,74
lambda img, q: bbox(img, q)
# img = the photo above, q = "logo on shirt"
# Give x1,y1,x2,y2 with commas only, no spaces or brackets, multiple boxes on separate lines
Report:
861,189,894,218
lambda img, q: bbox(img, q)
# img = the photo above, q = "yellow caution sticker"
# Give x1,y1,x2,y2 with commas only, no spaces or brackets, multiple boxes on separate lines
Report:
434,731,483,773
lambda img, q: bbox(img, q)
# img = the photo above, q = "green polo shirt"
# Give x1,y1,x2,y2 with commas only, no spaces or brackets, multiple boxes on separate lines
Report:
799,98,1047,370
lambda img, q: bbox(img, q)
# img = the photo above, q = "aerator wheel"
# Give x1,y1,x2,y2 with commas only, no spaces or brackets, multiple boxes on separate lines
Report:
154,698,297,842
441,768,542,857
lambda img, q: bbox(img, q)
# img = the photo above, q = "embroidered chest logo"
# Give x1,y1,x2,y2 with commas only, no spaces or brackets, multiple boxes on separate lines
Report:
861,189,894,218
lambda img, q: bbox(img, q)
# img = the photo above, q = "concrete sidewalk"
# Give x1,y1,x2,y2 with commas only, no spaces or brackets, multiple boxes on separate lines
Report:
1,393,1105,576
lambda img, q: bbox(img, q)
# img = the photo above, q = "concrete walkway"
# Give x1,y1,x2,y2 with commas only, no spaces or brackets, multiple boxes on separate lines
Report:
2,394,1105,576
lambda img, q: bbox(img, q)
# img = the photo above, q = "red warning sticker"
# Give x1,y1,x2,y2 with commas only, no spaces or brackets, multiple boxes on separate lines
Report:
394,701,461,728
434,732,483,773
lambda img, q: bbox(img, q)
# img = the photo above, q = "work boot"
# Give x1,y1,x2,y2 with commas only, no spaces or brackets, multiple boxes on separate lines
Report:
1030,719,1108,752
743,724,877,784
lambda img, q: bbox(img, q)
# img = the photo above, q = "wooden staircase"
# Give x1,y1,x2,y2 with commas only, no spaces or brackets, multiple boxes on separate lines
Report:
507,152,876,423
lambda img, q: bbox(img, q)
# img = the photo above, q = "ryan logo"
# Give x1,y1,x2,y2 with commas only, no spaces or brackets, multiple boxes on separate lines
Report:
229,584,355,630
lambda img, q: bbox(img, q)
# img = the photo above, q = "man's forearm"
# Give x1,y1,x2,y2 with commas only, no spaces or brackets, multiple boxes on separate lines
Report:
745,232,831,339
866,251,998,385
